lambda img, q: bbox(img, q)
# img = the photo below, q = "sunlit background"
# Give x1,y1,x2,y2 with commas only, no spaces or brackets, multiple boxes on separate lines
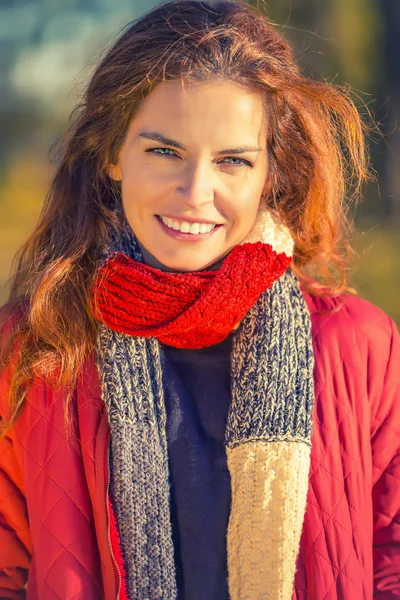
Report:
1,0,399,324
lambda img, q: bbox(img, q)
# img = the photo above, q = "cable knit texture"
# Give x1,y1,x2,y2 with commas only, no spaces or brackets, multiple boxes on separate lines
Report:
92,227,292,348
93,208,315,600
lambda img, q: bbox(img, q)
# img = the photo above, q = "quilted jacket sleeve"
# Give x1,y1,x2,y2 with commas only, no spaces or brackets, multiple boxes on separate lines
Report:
0,335,31,598
371,317,400,598
0,435,30,599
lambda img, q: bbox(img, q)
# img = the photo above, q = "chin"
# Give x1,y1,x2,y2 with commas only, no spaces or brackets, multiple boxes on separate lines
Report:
160,258,213,273
156,251,223,273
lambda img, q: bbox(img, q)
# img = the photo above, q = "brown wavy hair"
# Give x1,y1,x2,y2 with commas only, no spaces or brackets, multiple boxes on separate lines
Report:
1,0,370,436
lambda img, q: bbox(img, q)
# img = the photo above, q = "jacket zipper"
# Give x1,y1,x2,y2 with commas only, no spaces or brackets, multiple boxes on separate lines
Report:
105,434,122,600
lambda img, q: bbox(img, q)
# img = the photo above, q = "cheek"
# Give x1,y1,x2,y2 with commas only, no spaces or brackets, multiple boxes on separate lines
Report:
120,167,156,209
121,153,169,189
225,193,260,227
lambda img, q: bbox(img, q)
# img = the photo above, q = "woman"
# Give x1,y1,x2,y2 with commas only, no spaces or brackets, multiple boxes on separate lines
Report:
1,1,399,598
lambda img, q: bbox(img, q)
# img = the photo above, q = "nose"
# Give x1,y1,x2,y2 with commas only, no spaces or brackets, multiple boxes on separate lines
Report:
177,161,215,209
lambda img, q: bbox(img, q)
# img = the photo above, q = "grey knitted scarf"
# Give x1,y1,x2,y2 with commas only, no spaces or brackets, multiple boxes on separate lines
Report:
96,210,315,600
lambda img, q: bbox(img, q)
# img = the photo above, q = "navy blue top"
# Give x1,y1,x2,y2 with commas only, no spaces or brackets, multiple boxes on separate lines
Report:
160,332,236,600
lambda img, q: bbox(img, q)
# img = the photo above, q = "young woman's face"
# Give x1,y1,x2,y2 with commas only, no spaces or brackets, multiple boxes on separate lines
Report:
108,79,269,272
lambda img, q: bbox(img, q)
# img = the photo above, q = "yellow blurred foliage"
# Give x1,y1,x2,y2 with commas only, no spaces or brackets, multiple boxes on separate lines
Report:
0,153,50,303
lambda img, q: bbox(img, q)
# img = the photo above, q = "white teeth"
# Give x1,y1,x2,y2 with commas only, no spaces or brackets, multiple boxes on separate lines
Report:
180,222,190,233
189,223,200,235
160,216,217,234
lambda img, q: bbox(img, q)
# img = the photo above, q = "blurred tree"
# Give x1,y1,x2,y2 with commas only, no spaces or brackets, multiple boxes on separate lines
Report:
327,0,378,91
249,0,384,220
248,0,332,78
248,0,378,94
377,0,400,220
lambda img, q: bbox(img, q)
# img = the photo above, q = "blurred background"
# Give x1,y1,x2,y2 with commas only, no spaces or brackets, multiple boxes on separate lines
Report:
1,0,399,324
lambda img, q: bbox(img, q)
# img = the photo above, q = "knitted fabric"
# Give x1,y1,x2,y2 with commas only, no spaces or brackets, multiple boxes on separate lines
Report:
94,209,315,600
92,221,292,349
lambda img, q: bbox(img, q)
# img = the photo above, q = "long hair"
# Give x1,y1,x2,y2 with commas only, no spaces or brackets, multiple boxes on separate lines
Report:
0,0,370,436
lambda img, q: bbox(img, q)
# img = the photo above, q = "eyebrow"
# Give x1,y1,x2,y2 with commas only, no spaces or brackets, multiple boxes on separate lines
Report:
138,130,264,155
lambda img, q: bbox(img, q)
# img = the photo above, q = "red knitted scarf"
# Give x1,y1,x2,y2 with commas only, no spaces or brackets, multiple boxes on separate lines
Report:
92,241,291,348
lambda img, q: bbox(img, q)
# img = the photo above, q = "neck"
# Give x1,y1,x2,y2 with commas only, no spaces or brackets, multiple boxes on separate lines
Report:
136,240,226,273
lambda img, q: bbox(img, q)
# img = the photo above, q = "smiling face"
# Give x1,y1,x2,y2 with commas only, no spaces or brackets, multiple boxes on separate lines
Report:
108,79,270,272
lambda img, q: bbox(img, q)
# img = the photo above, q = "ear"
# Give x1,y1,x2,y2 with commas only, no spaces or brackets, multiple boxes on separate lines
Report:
107,164,122,181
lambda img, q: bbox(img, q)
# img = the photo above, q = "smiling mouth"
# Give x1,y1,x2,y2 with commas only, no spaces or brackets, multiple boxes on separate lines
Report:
157,215,222,235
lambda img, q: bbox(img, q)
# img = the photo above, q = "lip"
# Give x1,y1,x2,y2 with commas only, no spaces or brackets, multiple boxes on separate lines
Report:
157,214,223,225
156,215,222,241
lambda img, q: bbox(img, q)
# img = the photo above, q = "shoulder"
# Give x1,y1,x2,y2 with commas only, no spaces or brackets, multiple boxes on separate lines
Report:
301,291,399,389
303,291,395,349
302,293,400,427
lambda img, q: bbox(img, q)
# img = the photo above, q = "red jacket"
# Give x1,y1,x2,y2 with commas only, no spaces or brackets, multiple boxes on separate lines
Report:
1,292,400,599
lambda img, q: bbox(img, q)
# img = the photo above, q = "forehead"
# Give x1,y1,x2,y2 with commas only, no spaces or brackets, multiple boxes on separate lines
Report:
129,79,267,142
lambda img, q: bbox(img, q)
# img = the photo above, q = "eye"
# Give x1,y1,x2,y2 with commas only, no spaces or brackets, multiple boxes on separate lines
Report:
222,156,253,168
145,147,178,157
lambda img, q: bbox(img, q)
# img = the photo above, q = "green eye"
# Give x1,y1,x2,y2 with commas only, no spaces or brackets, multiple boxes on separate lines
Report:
146,147,177,156
223,157,252,167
